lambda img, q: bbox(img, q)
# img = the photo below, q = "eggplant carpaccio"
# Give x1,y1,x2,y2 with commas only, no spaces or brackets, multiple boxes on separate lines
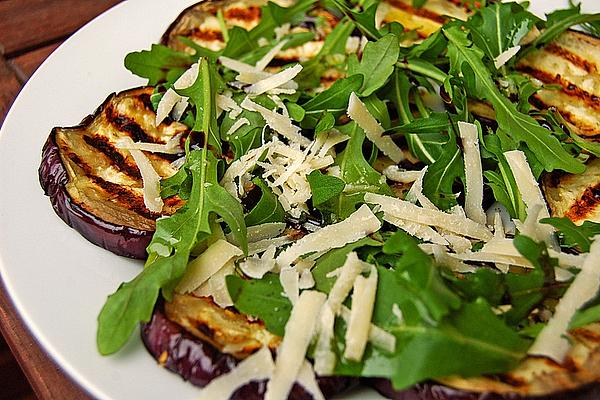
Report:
142,298,358,399
39,87,188,259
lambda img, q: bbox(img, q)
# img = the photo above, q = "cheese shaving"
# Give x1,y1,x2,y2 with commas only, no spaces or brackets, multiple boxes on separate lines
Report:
225,117,250,138
296,361,325,400
528,237,600,362
198,347,274,400
255,39,290,71
344,266,378,361
314,303,336,375
194,260,235,308
155,62,199,125
116,133,184,155
383,166,422,183
246,64,302,96
339,304,395,353
494,45,521,69
347,92,404,163
265,290,326,400
458,121,486,225
216,94,243,118
120,137,163,213
175,239,242,293
365,193,492,241
277,205,382,267
327,252,364,313
280,267,300,304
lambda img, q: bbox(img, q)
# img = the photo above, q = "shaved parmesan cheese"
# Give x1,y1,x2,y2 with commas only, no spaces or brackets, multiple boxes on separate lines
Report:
297,361,325,400
327,252,364,313
528,237,600,362
452,250,533,269
344,266,378,361
249,236,293,255
120,137,163,213
255,39,289,71
280,267,300,304
314,303,336,375
347,93,403,163
383,215,448,245
194,260,235,308
198,347,274,400
265,290,326,400
404,167,437,210
299,269,315,289
116,133,184,155
225,117,250,137
219,56,258,74
246,64,302,96
383,166,422,183
339,305,395,354
155,88,182,126
458,122,486,225
241,97,310,147
494,45,521,69
173,62,200,90
505,150,556,249
176,239,243,293
277,205,382,266
216,94,243,118
365,193,493,241
171,97,189,121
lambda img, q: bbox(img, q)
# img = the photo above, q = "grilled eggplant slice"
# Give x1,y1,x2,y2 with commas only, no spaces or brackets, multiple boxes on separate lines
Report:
142,297,358,398
39,87,188,259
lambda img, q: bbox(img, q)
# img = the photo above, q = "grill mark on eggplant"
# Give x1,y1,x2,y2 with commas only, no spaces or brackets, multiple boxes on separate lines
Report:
496,373,528,387
83,135,143,179
136,92,156,112
223,6,260,21
529,95,598,135
65,151,94,176
386,0,446,24
105,104,157,143
517,65,600,112
90,175,158,220
545,43,597,74
564,181,600,222
190,28,224,42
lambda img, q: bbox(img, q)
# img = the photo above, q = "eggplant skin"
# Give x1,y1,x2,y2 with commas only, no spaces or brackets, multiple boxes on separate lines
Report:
38,87,187,259
142,305,359,399
39,133,154,259
367,378,600,400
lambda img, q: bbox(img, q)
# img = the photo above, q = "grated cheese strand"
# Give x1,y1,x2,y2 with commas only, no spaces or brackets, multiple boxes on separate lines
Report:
265,290,326,400
458,121,486,225
347,92,404,163
344,266,378,361
277,204,382,266
528,236,600,362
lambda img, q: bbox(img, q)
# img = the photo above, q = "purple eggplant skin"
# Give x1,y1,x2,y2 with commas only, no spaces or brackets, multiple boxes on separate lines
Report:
141,307,359,399
367,378,600,400
39,133,153,259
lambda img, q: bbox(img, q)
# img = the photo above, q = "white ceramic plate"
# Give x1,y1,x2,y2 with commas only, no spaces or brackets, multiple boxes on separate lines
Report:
0,1,598,399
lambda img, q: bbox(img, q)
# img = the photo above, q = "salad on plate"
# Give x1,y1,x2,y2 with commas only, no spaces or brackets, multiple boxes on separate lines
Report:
38,0,600,398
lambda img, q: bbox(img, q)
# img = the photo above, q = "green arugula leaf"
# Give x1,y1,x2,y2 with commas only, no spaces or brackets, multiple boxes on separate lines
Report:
533,5,600,48
351,34,400,96
177,58,222,155
245,178,285,226
466,2,535,61
97,150,247,355
448,268,506,306
124,44,194,85
300,75,363,127
314,112,336,134
226,274,292,336
307,170,346,206
422,130,464,210
444,26,584,174
540,217,600,253
332,1,381,40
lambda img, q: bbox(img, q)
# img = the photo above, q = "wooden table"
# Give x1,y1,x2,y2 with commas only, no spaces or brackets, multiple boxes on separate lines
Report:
0,2,124,398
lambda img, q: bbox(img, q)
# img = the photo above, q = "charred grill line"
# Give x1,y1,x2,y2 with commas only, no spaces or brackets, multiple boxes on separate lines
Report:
137,93,156,112
565,181,600,222
105,104,157,143
223,6,261,21
545,43,597,74
529,95,598,136
190,28,224,42
90,175,158,220
517,65,600,112
83,135,142,179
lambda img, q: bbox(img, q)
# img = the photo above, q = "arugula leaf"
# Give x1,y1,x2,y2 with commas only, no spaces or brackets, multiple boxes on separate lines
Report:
332,1,381,40
226,274,292,336
326,122,393,219
301,75,363,127
97,150,247,355
351,34,400,96
533,5,600,48
307,170,346,207
466,2,535,61
177,58,221,155
422,129,464,210
448,268,506,306
540,217,600,253
315,112,336,134
124,44,194,85
444,26,584,174
245,178,285,226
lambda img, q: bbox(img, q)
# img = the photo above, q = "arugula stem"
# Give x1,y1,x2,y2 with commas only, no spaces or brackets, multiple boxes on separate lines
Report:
414,90,430,118
396,60,448,83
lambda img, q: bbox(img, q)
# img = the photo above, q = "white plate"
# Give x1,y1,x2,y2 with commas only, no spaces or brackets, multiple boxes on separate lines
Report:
0,1,598,399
